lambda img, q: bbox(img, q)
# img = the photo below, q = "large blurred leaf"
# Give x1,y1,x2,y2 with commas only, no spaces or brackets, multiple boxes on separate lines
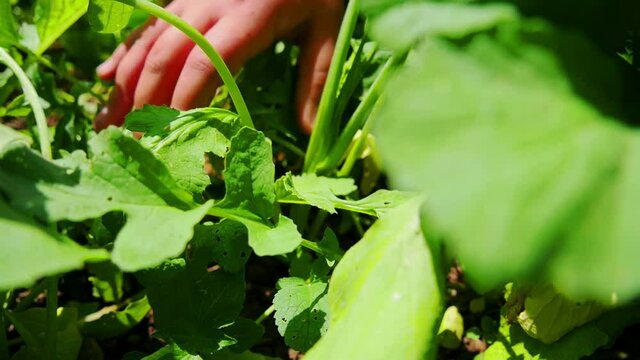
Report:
273,277,329,352
0,129,211,272
34,0,89,54
0,0,19,48
372,21,640,300
0,198,108,290
305,200,441,360
88,0,134,34
369,2,518,51
550,134,640,302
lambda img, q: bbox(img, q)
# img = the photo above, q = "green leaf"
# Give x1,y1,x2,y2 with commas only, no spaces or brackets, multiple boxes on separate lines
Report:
141,343,201,360
0,0,19,48
87,0,134,34
0,129,211,272
550,133,640,302
220,318,264,353
0,123,32,150
88,261,124,302
82,296,151,340
215,127,277,222
210,127,303,256
7,307,82,360
516,284,605,344
437,306,464,349
215,351,280,360
125,105,181,134
275,173,356,213
275,172,412,217
480,306,640,360
34,0,89,54
305,200,442,360
316,228,342,266
137,258,245,356
0,198,108,290
128,107,241,196
369,2,518,51
239,215,303,257
192,220,251,273
372,23,630,294
273,277,329,352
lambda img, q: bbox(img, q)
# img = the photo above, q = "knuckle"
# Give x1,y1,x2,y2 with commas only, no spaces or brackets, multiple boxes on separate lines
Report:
186,54,214,75
144,49,171,75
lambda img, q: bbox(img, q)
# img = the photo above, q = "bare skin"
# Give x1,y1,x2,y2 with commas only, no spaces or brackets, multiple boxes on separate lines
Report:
95,0,343,133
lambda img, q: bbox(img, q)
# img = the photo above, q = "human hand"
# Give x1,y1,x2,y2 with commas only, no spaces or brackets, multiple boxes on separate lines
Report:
95,0,343,134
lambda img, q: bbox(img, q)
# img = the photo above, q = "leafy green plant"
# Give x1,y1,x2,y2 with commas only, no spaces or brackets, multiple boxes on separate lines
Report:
1,0,640,359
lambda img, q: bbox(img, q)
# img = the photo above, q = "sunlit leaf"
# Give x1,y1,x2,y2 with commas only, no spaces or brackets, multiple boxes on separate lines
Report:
34,0,89,54
273,277,329,352
305,200,441,359
87,0,133,34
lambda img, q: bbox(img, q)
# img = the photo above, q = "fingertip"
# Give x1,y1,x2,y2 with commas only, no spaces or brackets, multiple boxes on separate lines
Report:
93,88,128,131
96,60,115,80
297,98,317,135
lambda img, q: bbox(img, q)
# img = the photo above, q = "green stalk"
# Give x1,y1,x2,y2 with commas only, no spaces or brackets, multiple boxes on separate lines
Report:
255,304,275,325
0,292,8,360
304,0,360,172
0,48,51,159
318,53,404,173
337,118,372,177
45,277,58,360
115,0,253,128
301,239,342,262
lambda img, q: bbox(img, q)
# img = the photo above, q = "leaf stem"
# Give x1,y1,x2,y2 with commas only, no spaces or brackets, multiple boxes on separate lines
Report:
114,0,253,128
45,277,58,360
300,239,343,262
0,48,51,159
0,292,8,360
337,120,372,177
319,53,405,173
308,210,328,241
304,0,360,172
255,304,275,325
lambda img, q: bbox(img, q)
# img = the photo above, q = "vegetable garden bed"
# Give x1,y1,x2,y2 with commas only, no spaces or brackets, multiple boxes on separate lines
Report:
1,0,640,359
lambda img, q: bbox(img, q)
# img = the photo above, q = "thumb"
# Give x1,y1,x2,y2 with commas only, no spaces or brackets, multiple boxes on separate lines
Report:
296,15,341,134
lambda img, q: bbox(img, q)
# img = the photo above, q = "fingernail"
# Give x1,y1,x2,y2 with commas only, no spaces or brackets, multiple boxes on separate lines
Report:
96,60,111,75
94,106,110,131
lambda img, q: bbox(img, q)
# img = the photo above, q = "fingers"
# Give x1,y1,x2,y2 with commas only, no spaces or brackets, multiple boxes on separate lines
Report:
95,2,185,130
96,25,146,80
171,5,279,110
295,5,342,134
132,11,216,109
96,1,185,81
